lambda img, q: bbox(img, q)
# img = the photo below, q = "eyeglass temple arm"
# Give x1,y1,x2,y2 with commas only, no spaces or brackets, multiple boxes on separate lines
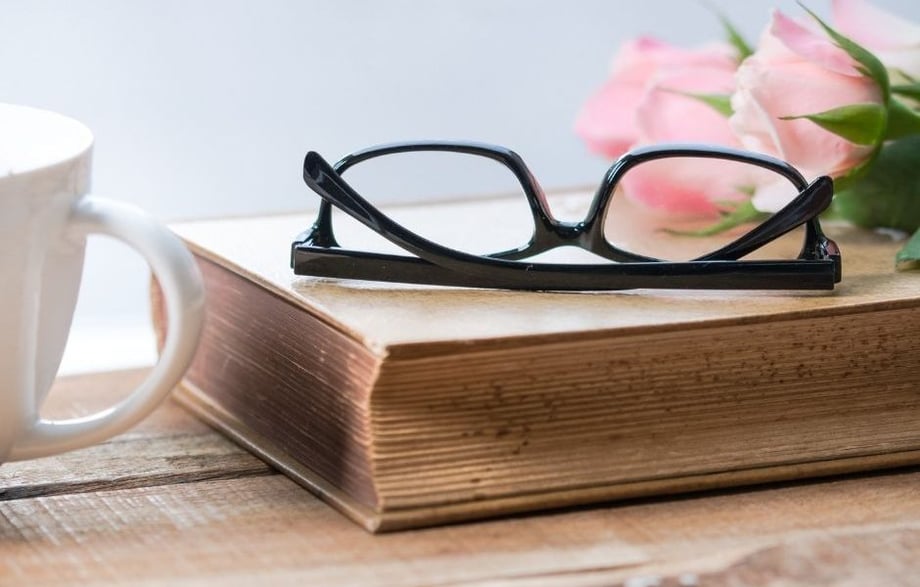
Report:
698,176,835,261
303,151,476,267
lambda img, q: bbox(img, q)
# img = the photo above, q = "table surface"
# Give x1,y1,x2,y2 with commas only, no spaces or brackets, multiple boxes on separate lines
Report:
2,370,919,587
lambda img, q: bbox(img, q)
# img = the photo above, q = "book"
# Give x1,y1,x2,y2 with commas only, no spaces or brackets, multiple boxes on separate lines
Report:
153,191,920,533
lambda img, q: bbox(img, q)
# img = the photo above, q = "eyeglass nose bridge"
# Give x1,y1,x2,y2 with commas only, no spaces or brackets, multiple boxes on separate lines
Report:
527,218,599,252
550,220,587,241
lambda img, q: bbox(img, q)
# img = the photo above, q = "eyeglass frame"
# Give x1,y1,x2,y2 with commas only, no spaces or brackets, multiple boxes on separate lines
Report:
291,141,841,291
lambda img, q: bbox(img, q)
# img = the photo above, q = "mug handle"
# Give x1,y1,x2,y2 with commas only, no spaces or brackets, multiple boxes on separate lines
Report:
8,196,205,461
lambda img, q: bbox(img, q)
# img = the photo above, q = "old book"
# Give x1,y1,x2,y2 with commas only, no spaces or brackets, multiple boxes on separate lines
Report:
153,191,920,533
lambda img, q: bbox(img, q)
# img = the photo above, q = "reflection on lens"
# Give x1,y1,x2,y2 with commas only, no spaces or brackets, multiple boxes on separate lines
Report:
603,157,806,262
329,150,535,256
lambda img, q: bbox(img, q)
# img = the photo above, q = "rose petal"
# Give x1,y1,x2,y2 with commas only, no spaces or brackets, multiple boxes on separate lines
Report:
613,37,737,80
832,0,920,50
637,67,739,145
771,10,862,77
620,158,723,215
619,156,756,216
576,37,739,159
574,79,646,158
832,0,920,78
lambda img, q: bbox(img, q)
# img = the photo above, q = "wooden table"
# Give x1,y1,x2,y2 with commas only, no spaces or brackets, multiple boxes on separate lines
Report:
2,370,919,586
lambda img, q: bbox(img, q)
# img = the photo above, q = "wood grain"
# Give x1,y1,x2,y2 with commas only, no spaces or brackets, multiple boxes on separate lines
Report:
2,371,918,585
0,370,272,501
2,465,918,586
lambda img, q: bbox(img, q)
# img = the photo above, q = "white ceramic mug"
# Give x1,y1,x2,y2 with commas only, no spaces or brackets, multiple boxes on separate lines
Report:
0,103,205,463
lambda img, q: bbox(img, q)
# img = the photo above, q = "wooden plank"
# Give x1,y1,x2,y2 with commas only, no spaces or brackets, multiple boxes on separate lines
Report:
465,528,920,587
1,466,918,586
0,370,272,500
4,373,918,584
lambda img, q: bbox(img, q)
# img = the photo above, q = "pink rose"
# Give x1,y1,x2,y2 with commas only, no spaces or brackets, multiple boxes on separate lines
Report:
832,0,920,79
575,37,739,159
730,10,884,212
575,37,742,214
624,62,754,215
617,156,764,216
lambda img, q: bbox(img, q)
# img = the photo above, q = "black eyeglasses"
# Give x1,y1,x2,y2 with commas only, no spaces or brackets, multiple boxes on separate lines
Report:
291,141,841,291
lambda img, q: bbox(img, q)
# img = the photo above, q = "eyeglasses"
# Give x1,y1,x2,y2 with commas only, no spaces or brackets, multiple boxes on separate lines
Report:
291,141,841,291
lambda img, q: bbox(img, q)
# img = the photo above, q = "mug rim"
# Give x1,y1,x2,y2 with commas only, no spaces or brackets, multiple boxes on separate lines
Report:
0,103,94,186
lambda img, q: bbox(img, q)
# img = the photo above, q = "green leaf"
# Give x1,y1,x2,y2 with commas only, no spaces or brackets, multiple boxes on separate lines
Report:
798,3,890,99
781,103,886,146
834,135,920,233
886,98,920,140
682,92,734,117
664,200,767,237
892,83,920,101
896,228,920,271
718,14,754,61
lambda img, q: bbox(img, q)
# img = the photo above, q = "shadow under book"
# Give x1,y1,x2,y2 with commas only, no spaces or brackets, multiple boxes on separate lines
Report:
152,194,920,533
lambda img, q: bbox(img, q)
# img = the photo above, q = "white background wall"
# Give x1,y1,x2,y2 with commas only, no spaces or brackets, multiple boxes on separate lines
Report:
2,0,918,373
